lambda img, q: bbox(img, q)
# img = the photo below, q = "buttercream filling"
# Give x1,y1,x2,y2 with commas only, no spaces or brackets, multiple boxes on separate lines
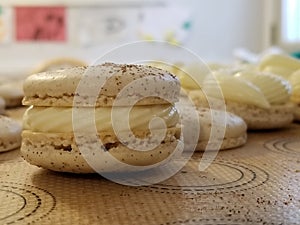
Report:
23,105,179,133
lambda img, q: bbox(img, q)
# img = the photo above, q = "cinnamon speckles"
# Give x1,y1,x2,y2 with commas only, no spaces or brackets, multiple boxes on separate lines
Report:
121,65,127,73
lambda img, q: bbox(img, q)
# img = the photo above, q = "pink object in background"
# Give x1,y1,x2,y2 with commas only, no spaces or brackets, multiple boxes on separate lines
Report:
15,6,66,41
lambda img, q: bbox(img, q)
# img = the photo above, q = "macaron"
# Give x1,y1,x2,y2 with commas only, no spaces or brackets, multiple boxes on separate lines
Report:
202,70,294,130
21,63,181,173
289,69,300,121
0,115,22,152
177,105,247,151
0,97,5,115
0,80,24,108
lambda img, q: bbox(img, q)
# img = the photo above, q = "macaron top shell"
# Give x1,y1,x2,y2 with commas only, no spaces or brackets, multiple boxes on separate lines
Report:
23,63,180,107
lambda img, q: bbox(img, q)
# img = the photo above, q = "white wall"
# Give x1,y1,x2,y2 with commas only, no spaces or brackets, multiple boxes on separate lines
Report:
180,0,270,62
0,0,271,77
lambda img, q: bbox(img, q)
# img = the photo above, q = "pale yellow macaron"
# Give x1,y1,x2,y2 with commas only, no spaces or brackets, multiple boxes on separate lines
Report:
21,63,182,173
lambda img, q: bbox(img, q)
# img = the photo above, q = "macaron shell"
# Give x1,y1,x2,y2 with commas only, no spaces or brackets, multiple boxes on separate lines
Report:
0,80,24,108
0,97,5,115
197,107,247,141
0,115,22,152
188,89,294,130
177,105,247,151
293,105,300,122
226,101,294,130
23,63,180,107
21,130,180,173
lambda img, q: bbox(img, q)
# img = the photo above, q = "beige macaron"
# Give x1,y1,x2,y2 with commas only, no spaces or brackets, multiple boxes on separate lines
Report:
293,106,300,121
21,63,182,173
0,115,22,152
0,97,5,115
0,80,24,108
196,107,247,151
177,104,247,151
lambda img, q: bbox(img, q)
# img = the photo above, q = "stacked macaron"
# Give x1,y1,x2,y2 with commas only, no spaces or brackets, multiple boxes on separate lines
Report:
21,63,182,173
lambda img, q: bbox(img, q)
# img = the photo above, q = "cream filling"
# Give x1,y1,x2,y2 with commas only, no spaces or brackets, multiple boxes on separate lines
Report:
23,105,179,133
289,69,300,104
235,71,291,105
203,72,270,109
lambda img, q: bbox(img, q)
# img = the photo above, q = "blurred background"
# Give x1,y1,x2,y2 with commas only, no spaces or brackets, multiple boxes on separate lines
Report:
0,0,299,78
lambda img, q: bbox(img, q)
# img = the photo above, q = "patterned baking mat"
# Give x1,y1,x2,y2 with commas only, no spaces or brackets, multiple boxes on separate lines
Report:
1,108,300,224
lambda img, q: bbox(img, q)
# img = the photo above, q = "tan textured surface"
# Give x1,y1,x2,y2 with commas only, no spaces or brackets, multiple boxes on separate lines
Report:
0,108,300,224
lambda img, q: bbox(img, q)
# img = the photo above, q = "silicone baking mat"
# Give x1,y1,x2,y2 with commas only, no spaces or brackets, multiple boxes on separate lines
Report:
1,108,300,224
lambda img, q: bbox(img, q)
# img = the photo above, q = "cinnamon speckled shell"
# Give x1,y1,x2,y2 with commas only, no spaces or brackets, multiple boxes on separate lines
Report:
23,63,180,107
21,129,180,173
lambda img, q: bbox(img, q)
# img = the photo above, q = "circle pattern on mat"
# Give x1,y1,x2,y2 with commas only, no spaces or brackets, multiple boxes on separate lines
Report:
137,160,269,194
0,182,56,224
163,217,265,225
264,137,300,155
